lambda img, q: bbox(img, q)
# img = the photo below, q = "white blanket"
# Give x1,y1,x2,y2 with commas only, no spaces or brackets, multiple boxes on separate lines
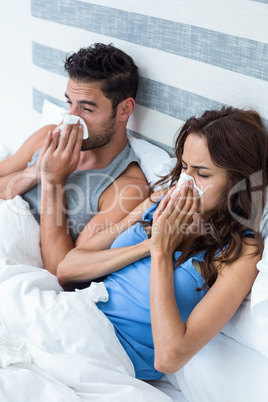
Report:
1,196,268,401
0,197,173,401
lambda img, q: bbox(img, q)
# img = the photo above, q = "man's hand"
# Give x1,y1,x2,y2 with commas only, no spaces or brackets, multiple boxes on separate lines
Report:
0,125,55,199
27,128,55,181
41,123,83,185
40,123,84,275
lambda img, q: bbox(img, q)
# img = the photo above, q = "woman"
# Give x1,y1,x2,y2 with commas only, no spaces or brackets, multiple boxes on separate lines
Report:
58,106,268,380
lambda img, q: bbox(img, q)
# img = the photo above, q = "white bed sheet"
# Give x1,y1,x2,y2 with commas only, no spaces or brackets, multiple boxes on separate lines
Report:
0,195,181,401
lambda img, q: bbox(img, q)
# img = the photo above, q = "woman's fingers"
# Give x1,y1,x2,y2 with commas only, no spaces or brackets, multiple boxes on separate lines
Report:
154,181,199,226
164,182,198,222
153,186,176,220
178,184,199,230
175,181,196,212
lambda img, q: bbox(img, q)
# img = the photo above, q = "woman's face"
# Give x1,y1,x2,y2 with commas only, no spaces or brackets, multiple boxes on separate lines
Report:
181,133,228,217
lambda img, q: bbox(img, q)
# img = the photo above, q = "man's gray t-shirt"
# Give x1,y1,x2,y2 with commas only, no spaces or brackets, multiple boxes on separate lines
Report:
23,143,140,242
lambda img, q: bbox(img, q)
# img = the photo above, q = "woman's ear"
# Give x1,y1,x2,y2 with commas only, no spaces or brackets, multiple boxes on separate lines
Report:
118,98,135,121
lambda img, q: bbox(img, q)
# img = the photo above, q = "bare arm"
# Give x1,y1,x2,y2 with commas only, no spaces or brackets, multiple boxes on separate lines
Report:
150,243,259,373
0,124,56,199
149,184,260,373
40,124,151,278
40,124,83,274
58,240,150,287
57,196,156,286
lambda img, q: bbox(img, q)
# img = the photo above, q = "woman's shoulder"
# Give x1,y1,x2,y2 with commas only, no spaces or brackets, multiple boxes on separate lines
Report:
216,236,261,275
241,236,260,256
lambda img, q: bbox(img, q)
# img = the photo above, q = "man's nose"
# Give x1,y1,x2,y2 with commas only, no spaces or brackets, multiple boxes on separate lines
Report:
69,105,80,116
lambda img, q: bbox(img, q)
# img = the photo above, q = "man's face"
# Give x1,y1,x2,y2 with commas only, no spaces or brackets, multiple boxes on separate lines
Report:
65,79,117,151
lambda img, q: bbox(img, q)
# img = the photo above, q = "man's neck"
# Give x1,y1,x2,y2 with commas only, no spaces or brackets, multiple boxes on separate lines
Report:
76,135,128,171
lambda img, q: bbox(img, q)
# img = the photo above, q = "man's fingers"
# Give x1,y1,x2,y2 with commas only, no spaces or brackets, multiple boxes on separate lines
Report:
37,130,54,160
57,123,82,153
55,124,71,151
66,123,83,154
49,129,61,152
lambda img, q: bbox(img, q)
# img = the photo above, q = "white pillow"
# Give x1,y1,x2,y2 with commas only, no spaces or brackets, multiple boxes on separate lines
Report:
165,332,268,402
39,100,173,186
260,189,268,239
219,234,268,359
37,99,67,129
0,196,43,267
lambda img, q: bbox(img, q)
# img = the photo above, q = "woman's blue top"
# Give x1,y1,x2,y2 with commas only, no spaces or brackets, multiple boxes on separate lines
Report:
97,201,209,380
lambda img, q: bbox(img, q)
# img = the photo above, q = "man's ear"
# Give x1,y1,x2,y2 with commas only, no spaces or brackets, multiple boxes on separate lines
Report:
118,98,135,121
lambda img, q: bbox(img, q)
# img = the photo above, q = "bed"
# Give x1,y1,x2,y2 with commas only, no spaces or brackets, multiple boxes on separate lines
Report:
1,0,268,400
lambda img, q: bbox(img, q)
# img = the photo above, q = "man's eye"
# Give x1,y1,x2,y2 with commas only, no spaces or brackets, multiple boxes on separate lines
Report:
83,108,92,112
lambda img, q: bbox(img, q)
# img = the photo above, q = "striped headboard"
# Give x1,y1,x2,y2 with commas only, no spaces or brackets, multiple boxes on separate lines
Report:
31,0,268,153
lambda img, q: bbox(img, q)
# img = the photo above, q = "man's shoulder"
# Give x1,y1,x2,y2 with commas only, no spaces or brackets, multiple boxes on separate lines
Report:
99,161,149,210
119,161,147,182
0,124,58,175
19,124,57,159
116,161,148,194
30,124,57,152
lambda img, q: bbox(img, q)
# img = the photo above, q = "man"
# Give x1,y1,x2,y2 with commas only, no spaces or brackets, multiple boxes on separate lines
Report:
0,43,148,277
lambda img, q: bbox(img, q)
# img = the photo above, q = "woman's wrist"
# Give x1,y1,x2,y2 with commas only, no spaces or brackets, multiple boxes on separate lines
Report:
138,239,151,258
150,246,173,262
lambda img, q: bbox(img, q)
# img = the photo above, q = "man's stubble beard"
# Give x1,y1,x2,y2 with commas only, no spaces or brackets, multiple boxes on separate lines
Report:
81,113,117,151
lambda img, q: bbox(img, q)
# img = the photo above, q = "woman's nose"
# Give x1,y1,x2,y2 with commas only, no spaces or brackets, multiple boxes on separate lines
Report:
184,168,194,177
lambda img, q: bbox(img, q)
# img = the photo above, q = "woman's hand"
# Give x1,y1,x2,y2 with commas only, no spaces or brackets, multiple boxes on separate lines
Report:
150,181,199,255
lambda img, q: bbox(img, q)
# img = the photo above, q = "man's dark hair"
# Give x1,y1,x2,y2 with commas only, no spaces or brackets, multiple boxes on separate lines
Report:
64,43,139,111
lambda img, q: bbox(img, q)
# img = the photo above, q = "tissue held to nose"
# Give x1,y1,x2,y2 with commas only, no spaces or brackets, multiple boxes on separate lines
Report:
58,115,89,139
172,172,203,198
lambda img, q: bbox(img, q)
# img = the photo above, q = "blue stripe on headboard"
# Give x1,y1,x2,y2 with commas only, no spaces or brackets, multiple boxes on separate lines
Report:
33,88,68,113
31,0,267,80
32,88,174,153
32,42,67,77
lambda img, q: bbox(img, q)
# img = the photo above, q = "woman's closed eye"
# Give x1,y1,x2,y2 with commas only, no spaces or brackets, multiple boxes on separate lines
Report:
197,171,210,178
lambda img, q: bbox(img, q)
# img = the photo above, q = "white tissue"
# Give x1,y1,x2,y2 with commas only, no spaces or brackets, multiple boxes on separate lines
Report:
58,115,89,139
172,172,203,198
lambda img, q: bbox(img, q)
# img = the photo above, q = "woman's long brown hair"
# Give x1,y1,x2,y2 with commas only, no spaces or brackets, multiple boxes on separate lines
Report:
152,107,268,288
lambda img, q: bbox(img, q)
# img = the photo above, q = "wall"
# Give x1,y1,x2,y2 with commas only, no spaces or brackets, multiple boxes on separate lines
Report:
1,0,268,156
0,0,40,156
30,0,268,152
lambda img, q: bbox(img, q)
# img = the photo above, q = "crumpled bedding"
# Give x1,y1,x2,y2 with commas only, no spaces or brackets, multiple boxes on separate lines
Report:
1,193,268,401
0,196,173,401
